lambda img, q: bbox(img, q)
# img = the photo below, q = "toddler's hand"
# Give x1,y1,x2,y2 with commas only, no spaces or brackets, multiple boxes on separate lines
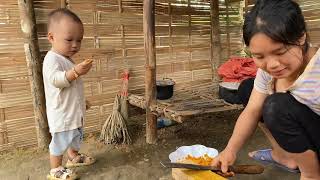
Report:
75,59,93,76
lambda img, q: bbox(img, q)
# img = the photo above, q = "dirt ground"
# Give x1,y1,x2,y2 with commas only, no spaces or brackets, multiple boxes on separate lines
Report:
0,108,299,180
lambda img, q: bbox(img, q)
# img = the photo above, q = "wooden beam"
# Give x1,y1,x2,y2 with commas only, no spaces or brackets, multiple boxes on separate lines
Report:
210,0,222,82
17,0,51,150
143,0,157,144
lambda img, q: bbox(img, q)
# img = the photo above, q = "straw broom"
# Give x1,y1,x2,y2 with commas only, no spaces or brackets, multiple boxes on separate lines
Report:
100,70,131,144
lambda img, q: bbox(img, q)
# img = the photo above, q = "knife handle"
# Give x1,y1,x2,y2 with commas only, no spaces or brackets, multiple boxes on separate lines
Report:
229,165,264,174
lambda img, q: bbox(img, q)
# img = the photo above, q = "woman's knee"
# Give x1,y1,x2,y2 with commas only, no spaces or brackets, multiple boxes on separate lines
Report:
262,93,293,130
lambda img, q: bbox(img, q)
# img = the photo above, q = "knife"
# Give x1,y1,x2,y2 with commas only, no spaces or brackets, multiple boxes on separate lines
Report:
160,162,264,174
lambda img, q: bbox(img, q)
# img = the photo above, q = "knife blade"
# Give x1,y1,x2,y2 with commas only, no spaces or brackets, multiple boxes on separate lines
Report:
160,162,264,174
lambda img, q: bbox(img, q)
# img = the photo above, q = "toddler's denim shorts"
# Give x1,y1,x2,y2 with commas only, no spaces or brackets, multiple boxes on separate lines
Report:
49,128,83,156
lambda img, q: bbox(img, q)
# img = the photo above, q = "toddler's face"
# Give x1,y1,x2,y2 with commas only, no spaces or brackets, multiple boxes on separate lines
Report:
48,17,84,58
249,33,304,80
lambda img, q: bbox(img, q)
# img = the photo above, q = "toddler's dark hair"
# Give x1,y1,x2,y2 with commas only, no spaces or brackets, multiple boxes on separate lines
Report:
243,0,309,52
48,8,82,31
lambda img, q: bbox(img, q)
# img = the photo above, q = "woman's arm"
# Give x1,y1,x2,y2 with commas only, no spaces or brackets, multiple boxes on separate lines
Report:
212,88,268,172
226,88,267,153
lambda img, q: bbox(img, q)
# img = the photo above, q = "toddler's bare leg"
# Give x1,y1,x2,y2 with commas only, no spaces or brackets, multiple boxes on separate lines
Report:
67,147,79,160
50,154,63,169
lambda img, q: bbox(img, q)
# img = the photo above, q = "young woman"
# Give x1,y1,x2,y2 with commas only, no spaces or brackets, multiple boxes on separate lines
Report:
212,0,320,179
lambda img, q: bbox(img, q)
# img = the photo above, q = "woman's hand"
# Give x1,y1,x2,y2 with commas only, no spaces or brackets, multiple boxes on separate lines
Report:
75,59,93,76
211,148,237,173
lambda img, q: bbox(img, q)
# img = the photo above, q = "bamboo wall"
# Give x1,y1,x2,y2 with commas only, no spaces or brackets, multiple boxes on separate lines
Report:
0,0,319,151
299,0,320,46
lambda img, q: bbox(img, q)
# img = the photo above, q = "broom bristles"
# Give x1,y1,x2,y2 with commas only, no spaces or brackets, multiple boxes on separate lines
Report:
100,94,131,144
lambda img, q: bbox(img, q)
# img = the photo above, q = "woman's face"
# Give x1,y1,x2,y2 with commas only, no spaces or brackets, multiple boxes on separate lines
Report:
249,33,304,79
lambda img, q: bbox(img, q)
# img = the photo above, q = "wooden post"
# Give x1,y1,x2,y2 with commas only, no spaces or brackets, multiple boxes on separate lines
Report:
210,0,222,82
17,0,51,150
143,0,157,144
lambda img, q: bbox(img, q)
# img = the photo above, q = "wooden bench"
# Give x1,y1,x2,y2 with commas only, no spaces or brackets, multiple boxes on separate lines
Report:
128,81,242,123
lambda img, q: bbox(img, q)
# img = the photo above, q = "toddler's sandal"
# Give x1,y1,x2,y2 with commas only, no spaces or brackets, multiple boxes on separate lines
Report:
66,153,96,168
47,167,78,180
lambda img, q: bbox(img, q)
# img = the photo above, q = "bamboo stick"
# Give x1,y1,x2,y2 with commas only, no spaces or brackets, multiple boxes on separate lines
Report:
188,0,192,75
61,0,67,8
143,0,157,144
118,0,123,13
0,82,7,145
210,0,222,82
225,0,231,57
239,0,246,56
169,0,172,66
17,0,51,150
119,0,127,69
244,0,248,14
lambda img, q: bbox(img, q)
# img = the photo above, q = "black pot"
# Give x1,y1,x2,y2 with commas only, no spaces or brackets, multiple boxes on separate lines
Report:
156,78,175,100
218,82,241,104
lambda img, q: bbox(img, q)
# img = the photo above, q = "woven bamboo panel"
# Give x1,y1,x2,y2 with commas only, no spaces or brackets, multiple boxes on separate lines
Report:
0,0,33,150
299,1,320,46
0,0,319,151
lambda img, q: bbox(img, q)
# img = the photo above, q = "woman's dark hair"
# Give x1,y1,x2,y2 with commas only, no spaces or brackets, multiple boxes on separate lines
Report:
243,0,309,53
